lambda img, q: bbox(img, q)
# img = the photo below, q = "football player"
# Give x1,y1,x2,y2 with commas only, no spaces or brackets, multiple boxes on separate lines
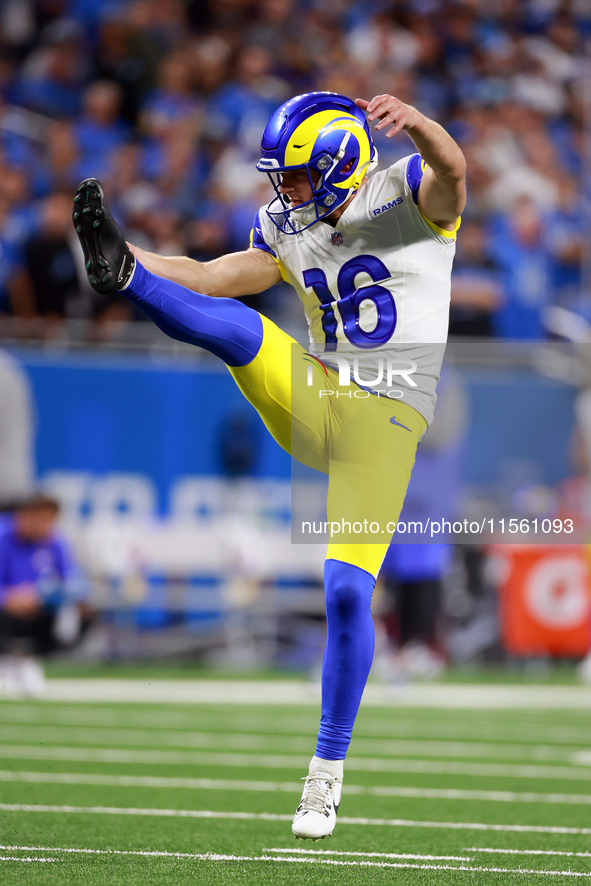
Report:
73,91,466,840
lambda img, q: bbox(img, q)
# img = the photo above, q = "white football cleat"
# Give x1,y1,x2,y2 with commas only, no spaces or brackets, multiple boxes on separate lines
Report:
292,770,342,840
18,657,47,698
0,656,23,697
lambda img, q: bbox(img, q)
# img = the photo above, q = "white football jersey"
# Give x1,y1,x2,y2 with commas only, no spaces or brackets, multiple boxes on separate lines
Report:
252,154,459,425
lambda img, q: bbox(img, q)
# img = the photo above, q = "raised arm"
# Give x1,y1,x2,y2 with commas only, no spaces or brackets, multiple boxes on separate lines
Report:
355,95,466,231
127,244,282,298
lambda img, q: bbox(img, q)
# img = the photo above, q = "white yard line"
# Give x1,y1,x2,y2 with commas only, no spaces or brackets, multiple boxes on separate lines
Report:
264,847,472,860
5,770,591,806
0,856,57,862
0,771,299,792
0,844,242,860
266,846,591,873
0,725,293,753
244,859,591,876
23,679,591,709
0,723,575,761
2,803,591,835
364,786,591,805
0,844,471,862
2,705,590,746
0,743,589,781
467,849,591,858
2,850,586,876
572,753,591,765
0,845,587,876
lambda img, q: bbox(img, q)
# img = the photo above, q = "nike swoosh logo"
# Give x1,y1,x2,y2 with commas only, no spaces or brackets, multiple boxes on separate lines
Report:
117,258,127,283
390,416,411,431
292,143,309,149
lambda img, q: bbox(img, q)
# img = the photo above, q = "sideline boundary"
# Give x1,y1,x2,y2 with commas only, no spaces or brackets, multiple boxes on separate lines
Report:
6,679,589,709
3,804,591,835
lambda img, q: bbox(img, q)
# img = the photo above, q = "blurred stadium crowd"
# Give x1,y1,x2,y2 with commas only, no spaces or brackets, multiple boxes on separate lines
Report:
0,0,589,342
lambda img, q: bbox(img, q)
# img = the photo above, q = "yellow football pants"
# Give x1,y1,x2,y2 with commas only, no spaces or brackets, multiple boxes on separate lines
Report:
229,315,426,578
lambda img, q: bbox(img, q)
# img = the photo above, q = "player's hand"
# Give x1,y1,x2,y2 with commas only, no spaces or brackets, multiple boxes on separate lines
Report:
355,95,421,138
3,584,41,618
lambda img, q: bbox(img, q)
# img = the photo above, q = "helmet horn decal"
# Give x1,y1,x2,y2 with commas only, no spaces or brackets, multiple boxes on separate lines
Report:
256,92,378,234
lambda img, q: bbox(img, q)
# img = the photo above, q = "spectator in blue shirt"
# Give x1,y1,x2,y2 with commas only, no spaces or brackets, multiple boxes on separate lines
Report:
489,199,553,339
206,44,288,150
378,372,467,680
13,21,90,118
548,175,586,319
0,493,91,696
449,218,503,337
0,224,24,315
74,80,130,180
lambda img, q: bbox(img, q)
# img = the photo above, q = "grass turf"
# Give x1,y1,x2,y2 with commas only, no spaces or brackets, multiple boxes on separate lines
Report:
1,680,591,885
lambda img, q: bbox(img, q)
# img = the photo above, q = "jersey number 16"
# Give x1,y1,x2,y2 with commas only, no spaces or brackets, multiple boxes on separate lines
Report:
303,255,397,350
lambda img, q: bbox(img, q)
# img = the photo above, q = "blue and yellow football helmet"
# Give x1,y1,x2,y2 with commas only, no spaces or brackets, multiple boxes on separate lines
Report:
256,92,378,234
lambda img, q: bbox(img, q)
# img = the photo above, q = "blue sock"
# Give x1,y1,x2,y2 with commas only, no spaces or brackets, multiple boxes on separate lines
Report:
316,559,376,760
120,260,263,367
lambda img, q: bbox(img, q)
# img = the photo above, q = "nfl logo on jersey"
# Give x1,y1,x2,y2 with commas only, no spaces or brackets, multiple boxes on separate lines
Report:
331,232,343,246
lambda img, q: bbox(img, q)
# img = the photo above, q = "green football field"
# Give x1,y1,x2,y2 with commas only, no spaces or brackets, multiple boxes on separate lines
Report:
2,676,591,885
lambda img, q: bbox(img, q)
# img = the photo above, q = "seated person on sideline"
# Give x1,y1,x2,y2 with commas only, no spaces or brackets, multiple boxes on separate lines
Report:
0,493,92,696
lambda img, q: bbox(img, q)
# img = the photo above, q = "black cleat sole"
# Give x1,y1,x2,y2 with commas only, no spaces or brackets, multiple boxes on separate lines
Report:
72,179,134,295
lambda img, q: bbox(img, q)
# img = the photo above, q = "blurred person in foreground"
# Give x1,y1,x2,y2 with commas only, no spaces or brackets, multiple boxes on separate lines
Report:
73,90,465,839
14,190,128,332
488,196,553,339
379,371,467,680
0,493,92,697
449,218,502,337
0,349,35,500
17,191,82,324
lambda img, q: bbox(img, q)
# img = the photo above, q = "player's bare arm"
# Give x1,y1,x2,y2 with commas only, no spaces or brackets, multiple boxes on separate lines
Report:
73,179,281,297
356,95,466,230
127,244,282,298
